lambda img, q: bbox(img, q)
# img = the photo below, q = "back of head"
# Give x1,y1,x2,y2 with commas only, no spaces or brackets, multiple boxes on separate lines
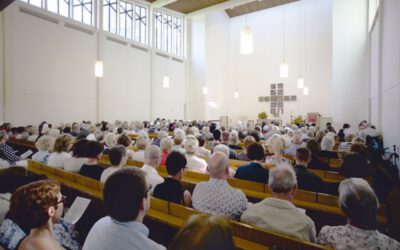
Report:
158,130,168,140
135,136,149,150
268,163,297,193
185,137,199,154
103,167,148,222
306,139,320,156
71,139,88,157
160,137,173,152
295,147,311,163
53,134,73,153
292,134,303,145
196,135,206,147
208,152,229,178
350,143,368,158
109,145,127,166
243,136,256,150
213,129,221,141
229,131,239,145
221,131,230,143
166,151,187,176
85,140,104,158
247,143,264,161
213,144,230,158
267,135,285,154
168,214,234,250
321,135,335,151
104,132,117,148
10,179,60,230
144,145,162,161
339,178,378,230
35,135,54,151
117,134,132,147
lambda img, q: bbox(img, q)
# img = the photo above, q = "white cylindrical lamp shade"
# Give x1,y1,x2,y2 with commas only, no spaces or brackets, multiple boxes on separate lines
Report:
303,86,309,95
202,86,208,95
234,90,239,98
95,61,103,78
240,27,253,54
280,61,289,78
163,75,170,88
297,77,304,88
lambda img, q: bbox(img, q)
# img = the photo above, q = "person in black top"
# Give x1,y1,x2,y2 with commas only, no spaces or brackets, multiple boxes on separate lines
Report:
293,147,325,193
340,143,371,178
234,143,269,184
306,139,330,171
337,123,350,142
153,151,192,206
79,141,105,180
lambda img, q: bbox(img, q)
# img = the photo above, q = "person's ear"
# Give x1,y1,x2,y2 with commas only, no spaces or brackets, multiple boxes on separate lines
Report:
291,185,298,197
48,206,56,218
139,197,146,211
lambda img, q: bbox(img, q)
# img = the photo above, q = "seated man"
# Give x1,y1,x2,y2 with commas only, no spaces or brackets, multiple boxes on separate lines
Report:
192,152,248,220
241,164,317,242
284,134,305,156
83,168,165,250
234,143,269,184
141,145,164,190
100,145,127,183
153,151,191,206
293,148,324,193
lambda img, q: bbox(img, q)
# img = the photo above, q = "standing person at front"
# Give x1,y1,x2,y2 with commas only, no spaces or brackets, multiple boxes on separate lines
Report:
83,168,165,250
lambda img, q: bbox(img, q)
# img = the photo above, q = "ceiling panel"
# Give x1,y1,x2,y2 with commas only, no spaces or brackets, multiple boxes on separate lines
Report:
165,0,228,14
225,0,299,17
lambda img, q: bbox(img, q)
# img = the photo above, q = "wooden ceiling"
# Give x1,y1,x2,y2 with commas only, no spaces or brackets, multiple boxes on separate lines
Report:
226,0,299,17
147,0,298,17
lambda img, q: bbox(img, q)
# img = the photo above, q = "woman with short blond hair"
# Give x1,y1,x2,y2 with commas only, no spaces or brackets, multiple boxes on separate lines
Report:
47,134,74,169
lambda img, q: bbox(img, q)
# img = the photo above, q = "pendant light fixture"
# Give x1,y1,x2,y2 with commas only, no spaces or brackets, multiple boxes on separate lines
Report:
303,86,309,95
95,61,103,78
240,15,253,54
234,90,239,98
280,7,288,78
297,2,304,88
202,86,208,95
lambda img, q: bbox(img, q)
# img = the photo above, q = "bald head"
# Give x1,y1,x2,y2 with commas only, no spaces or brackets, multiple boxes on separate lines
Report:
208,152,229,179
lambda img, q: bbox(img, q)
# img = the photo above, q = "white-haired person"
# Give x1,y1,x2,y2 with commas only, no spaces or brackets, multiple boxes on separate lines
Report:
320,135,339,159
31,135,54,164
103,132,117,154
241,164,317,242
160,137,173,166
141,145,164,191
228,130,242,150
265,135,291,165
195,135,211,160
213,144,236,177
236,136,256,161
192,152,248,220
338,132,356,152
172,132,186,155
152,131,168,147
185,137,207,173
131,135,149,162
318,178,400,249
47,134,74,169
284,133,305,156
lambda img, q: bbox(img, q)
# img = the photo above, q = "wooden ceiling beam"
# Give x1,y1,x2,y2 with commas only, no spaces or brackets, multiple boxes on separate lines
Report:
151,0,179,8
186,0,255,18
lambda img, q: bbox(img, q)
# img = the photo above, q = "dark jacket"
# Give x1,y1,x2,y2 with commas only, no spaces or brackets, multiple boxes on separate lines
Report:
340,153,371,178
234,162,269,184
294,164,324,193
319,150,339,159
308,156,330,171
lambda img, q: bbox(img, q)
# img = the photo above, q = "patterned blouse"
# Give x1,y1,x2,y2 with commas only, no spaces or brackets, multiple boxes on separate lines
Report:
265,155,291,165
192,178,248,220
318,224,400,250
0,143,19,165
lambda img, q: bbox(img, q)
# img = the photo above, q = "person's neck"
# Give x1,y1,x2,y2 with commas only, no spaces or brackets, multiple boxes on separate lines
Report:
30,221,54,239
169,174,181,181
272,192,293,202
86,158,98,165
211,174,227,180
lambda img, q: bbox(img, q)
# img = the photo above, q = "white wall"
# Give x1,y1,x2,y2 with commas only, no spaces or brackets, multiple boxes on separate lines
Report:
332,0,369,129
369,15,380,128
192,0,333,124
2,2,186,126
380,0,400,148
0,11,4,122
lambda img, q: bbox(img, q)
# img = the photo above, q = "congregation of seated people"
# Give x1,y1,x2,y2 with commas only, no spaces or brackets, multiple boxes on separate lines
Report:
0,119,399,250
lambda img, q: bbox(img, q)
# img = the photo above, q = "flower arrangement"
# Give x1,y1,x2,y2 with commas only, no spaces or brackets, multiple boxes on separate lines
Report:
258,112,268,120
293,116,305,125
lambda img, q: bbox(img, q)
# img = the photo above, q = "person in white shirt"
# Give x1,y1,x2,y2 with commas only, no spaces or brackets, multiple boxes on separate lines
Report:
284,133,305,156
83,168,165,250
32,135,54,165
64,139,88,172
195,135,211,160
101,145,127,183
192,152,248,220
241,164,317,242
131,136,149,162
47,134,74,168
185,136,207,173
141,145,164,191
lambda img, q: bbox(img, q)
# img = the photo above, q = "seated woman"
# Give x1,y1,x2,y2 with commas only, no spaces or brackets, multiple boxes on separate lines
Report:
227,130,242,150
319,135,339,159
64,139,88,172
131,135,149,162
31,135,54,164
160,137,173,166
103,132,117,154
169,214,234,250
236,136,256,161
185,137,207,173
195,135,211,160
79,141,105,180
235,143,269,184
47,134,74,168
265,135,291,165
306,139,330,170
340,143,371,178
318,178,400,249
15,180,67,250
0,131,22,166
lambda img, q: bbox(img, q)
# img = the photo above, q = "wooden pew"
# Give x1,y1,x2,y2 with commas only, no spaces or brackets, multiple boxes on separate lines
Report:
26,160,330,250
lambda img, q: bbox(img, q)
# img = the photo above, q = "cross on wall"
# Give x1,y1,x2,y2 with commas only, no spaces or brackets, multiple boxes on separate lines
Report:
258,83,297,117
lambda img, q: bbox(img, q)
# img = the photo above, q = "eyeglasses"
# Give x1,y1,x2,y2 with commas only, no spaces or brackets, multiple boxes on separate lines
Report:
56,195,67,205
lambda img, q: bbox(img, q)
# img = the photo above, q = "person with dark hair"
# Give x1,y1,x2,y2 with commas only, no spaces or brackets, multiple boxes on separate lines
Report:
83,168,165,250
79,141,105,180
64,139,88,172
293,148,324,193
306,139,329,171
339,143,371,178
318,178,400,249
338,123,350,142
234,143,269,184
168,214,234,250
195,135,211,159
100,145,127,183
153,152,191,206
